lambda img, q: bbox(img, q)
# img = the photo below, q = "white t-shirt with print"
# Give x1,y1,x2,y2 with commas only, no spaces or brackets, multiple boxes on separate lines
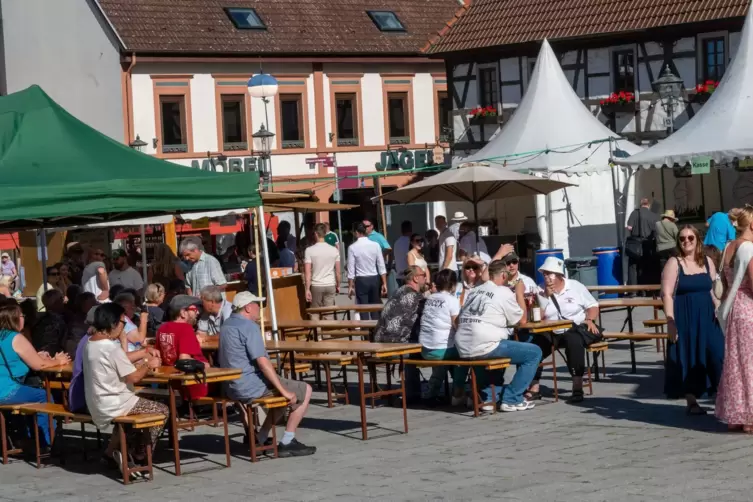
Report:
419,291,461,350
83,338,140,430
454,281,524,358
438,228,457,271
539,279,598,333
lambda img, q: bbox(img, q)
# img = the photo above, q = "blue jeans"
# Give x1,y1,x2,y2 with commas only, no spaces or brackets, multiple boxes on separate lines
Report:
0,385,51,446
475,340,542,405
422,347,469,397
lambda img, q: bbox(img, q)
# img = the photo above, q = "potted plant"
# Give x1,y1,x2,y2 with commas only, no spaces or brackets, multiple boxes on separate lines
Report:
600,91,635,114
468,105,500,125
691,80,720,104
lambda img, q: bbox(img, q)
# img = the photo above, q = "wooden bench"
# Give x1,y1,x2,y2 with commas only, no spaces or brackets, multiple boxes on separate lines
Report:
16,403,165,484
238,395,291,462
295,354,357,407
366,357,512,417
272,360,312,379
318,329,370,340
0,404,22,464
605,330,667,359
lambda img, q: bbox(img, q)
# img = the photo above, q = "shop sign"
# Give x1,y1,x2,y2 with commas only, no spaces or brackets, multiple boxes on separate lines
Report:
375,149,434,171
690,156,711,175
737,158,753,171
190,157,259,172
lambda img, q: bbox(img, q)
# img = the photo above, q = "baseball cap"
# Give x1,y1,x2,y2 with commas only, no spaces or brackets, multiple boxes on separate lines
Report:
1,253,9,259
232,291,265,311
112,249,127,259
503,252,520,264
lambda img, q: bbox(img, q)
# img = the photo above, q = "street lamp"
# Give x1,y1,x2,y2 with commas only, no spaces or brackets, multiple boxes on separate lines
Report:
652,64,684,134
252,124,275,190
129,135,148,152
248,73,279,191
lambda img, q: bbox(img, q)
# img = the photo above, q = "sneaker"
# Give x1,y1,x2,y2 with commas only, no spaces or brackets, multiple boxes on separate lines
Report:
277,438,316,458
500,400,536,412
466,397,494,412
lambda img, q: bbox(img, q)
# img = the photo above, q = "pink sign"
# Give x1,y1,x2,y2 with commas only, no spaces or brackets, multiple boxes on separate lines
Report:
337,166,359,189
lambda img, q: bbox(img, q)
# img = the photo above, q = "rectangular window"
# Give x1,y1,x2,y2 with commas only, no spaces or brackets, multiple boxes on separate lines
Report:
335,93,359,146
159,96,188,153
220,94,247,151
279,94,304,149
612,49,635,92
437,90,451,142
478,67,498,108
702,37,725,81
387,92,409,144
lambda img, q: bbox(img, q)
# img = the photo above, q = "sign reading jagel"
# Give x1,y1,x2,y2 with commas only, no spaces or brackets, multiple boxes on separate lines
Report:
190,157,259,172
375,149,440,171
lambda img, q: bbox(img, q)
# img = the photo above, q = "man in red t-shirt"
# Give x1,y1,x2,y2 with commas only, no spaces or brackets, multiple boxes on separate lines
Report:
155,294,208,400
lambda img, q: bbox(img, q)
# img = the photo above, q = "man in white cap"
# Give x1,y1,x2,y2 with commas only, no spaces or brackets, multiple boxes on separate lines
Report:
458,221,490,263
528,256,599,404
218,292,315,457
449,211,467,241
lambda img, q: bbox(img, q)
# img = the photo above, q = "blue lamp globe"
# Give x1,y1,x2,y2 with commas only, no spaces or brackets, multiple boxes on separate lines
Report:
247,73,279,99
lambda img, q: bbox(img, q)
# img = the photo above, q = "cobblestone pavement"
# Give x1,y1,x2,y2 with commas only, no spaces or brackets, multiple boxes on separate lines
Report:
1,306,750,501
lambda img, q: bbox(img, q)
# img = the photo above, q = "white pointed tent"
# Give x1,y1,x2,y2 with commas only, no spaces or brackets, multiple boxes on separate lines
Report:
619,1,753,168
460,39,642,255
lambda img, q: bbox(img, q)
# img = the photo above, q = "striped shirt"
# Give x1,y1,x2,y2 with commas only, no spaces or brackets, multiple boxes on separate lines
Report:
186,252,227,297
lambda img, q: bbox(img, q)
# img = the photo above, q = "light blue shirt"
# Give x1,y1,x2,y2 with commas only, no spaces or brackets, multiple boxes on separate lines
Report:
704,212,736,252
368,231,391,251
218,314,268,401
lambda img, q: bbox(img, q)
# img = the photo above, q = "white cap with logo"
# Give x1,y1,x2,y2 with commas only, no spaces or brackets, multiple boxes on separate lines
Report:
538,256,565,275
232,291,266,311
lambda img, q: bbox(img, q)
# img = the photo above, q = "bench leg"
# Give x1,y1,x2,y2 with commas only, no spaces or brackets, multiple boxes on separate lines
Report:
222,402,230,468
342,365,350,405
168,385,181,476
386,363,393,406
1,412,8,464
80,422,87,461
369,363,377,409
585,352,594,396
551,345,558,402
324,363,334,408
248,404,258,463
356,356,368,441
119,424,129,485
400,357,408,433
601,350,607,379
490,383,497,414
145,439,154,481
33,414,41,469
470,368,479,418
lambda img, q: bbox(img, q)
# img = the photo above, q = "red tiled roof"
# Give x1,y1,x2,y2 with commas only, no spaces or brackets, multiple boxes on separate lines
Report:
97,0,460,55
424,0,749,54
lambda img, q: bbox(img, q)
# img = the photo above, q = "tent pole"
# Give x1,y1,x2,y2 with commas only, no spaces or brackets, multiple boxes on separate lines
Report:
545,192,554,250
140,224,148,285
700,173,707,218
610,164,622,249
661,168,667,212
472,184,480,254
257,206,279,342
253,212,265,338
717,168,725,211
39,229,48,292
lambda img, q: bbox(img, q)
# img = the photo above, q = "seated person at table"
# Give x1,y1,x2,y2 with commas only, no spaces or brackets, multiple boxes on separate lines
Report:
113,292,148,352
155,295,209,401
526,257,600,404
454,260,541,412
196,285,233,340
83,303,167,476
218,292,315,457
64,292,97,357
418,269,468,406
504,252,538,295
143,283,166,337
31,289,69,355
68,304,159,414
0,302,70,449
458,255,485,305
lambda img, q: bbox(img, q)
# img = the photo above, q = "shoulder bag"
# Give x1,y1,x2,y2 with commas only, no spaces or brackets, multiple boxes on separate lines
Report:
625,209,644,260
550,295,604,346
713,244,728,301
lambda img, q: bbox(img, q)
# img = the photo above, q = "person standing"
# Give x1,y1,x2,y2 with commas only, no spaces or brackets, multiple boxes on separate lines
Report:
661,225,724,415
181,237,227,297
304,224,341,318
363,217,394,296
347,223,386,320
704,209,738,269
716,207,753,431
406,234,429,282
449,212,467,241
323,222,340,250
436,215,457,271
655,210,679,269
109,249,145,294
1,253,17,290
458,222,490,263
276,220,297,254
393,220,412,286
148,243,186,291
625,197,659,285
81,248,110,302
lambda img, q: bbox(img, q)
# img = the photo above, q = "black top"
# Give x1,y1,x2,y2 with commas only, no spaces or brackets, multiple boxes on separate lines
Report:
627,207,659,239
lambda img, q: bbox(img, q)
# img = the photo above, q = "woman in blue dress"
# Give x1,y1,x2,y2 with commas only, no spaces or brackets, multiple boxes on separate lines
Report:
661,226,725,415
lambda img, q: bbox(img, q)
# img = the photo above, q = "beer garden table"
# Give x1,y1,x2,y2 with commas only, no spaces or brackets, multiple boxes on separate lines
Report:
598,298,664,373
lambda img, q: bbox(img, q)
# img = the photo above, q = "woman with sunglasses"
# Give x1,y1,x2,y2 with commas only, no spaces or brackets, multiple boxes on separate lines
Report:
716,206,753,431
662,225,724,416
459,256,485,305
406,233,429,283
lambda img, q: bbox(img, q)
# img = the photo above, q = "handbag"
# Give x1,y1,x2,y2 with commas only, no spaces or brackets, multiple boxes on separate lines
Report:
713,244,728,300
624,209,644,260
550,295,604,346
175,358,206,383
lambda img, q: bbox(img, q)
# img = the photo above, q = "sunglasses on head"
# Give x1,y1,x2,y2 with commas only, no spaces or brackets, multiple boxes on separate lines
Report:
679,235,696,243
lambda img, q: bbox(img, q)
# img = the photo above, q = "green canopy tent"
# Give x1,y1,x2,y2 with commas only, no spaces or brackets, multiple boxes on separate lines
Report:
0,85,261,229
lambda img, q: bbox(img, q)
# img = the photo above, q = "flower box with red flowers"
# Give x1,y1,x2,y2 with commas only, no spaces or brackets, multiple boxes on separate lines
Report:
691,80,720,104
600,91,636,114
468,105,501,125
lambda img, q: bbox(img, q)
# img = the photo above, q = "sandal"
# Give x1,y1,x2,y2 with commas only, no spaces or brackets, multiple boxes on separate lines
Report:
686,403,707,416
524,390,542,401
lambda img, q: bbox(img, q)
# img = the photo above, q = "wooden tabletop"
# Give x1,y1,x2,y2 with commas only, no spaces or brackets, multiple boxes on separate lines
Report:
307,304,384,315
522,319,573,333
277,320,378,330
38,363,241,386
39,364,73,376
598,298,664,308
588,285,661,293
266,340,421,357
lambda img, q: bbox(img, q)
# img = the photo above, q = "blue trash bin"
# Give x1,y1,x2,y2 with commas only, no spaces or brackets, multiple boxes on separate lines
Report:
593,246,622,298
535,248,564,285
